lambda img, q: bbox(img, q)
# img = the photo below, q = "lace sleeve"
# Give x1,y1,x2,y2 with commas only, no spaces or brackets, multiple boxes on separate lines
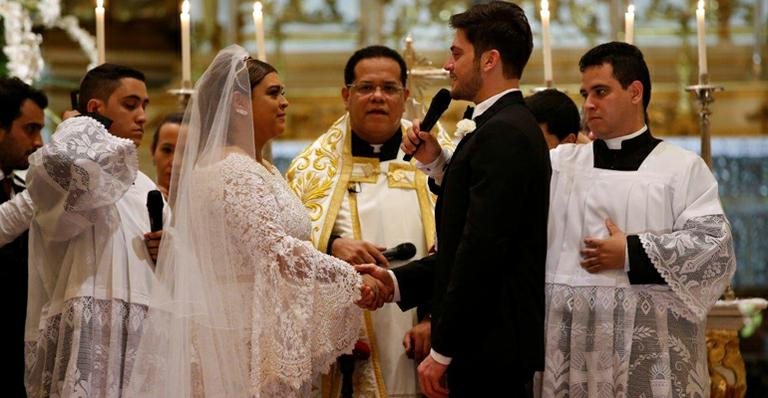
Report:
222,160,362,393
640,214,736,322
26,117,137,241
0,190,33,246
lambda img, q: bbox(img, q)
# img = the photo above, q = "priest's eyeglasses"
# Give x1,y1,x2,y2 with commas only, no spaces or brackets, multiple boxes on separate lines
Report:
347,82,404,97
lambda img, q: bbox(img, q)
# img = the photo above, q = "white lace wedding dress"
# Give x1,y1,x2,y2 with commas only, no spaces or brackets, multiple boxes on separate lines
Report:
128,152,362,397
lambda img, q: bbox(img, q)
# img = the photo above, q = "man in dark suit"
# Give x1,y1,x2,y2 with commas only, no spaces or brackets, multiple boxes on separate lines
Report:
356,2,551,397
0,76,47,397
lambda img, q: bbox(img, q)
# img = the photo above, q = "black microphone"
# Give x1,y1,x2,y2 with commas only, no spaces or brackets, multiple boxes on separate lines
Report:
403,88,452,161
381,242,417,261
146,190,164,232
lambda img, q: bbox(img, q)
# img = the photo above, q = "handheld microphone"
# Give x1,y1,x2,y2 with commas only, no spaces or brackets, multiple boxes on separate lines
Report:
381,242,417,261
403,88,452,161
146,190,164,232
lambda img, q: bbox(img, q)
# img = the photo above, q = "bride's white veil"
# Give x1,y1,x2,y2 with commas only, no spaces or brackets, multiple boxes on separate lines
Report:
126,45,260,396
128,44,363,397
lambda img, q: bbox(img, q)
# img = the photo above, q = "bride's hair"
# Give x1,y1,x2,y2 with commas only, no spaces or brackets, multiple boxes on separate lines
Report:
192,53,279,153
245,57,276,89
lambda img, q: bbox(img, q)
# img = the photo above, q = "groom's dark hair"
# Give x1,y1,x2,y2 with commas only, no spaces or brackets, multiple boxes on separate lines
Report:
450,1,533,80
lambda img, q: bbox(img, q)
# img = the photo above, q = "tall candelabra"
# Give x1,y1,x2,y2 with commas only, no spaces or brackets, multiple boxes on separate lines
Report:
685,82,724,169
167,84,194,109
686,81,734,302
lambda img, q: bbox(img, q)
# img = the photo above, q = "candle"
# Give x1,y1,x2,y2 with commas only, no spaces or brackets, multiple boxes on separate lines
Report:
253,2,267,61
95,0,105,64
624,4,635,45
696,0,708,83
180,0,191,84
540,0,552,85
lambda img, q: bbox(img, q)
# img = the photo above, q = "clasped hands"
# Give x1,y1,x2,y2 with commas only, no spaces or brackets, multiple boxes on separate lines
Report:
331,237,393,309
355,264,395,310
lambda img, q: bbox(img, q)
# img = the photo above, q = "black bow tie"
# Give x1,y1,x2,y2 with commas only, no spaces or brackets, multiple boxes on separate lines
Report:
462,106,474,120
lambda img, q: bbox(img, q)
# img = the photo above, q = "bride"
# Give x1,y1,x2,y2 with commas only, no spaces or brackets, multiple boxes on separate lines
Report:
127,45,386,397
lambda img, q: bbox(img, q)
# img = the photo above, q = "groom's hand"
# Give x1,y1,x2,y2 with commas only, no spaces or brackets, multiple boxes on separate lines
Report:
356,273,384,309
354,264,394,308
402,119,442,164
418,355,449,398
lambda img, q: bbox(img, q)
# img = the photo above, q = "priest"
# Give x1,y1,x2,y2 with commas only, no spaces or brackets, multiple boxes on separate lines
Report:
287,45,452,397
542,42,736,397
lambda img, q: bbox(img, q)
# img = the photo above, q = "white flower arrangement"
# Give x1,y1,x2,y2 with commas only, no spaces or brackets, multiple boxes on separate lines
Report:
55,15,98,70
0,1,44,84
453,118,476,141
0,0,96,83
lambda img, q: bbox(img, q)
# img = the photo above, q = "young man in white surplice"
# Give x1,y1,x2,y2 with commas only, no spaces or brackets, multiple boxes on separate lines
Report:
541,42,736,397
24,64,159,397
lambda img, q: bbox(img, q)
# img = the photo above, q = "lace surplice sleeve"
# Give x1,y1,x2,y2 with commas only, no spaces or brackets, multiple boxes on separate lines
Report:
26,117,137,241
0,190,33,246
639,156,736,322
221,157,362,393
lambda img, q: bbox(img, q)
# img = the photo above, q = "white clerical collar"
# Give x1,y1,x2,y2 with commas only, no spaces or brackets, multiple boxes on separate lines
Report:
472,88,520,120
603,125,648,150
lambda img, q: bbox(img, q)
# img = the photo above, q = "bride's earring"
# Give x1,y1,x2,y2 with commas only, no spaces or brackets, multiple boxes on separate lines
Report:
235,108,248,116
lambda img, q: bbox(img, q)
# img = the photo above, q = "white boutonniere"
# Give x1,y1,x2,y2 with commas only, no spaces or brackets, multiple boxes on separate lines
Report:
454,119,476,141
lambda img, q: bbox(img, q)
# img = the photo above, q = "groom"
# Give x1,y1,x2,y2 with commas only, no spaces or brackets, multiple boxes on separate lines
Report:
358,2,551,397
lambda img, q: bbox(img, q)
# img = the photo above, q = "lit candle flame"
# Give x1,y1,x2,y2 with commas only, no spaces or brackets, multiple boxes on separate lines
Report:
182,0,190,14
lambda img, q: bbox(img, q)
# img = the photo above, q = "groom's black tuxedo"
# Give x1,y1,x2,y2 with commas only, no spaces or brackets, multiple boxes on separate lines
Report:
393,91,551,394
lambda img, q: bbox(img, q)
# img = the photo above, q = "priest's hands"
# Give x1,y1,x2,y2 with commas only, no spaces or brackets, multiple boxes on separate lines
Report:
354,264,395,310
580,218,626,273
402,119,442,164
332,238,389,267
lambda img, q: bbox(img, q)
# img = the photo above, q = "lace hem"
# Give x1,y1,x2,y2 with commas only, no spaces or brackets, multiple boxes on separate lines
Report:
25,296,147,398
544,283,711,398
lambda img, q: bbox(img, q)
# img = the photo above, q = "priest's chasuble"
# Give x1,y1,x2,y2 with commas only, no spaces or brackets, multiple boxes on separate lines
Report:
287,114,453,397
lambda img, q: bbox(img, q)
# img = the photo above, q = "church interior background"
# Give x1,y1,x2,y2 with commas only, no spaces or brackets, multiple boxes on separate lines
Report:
2,0,767,395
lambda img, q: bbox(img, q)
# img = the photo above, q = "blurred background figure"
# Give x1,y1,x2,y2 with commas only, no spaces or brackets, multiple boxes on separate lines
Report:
150,112,183,197
525,89,587,149
0,76,46,397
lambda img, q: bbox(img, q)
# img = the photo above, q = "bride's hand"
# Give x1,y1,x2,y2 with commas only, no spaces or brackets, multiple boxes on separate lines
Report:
356,273,386,310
